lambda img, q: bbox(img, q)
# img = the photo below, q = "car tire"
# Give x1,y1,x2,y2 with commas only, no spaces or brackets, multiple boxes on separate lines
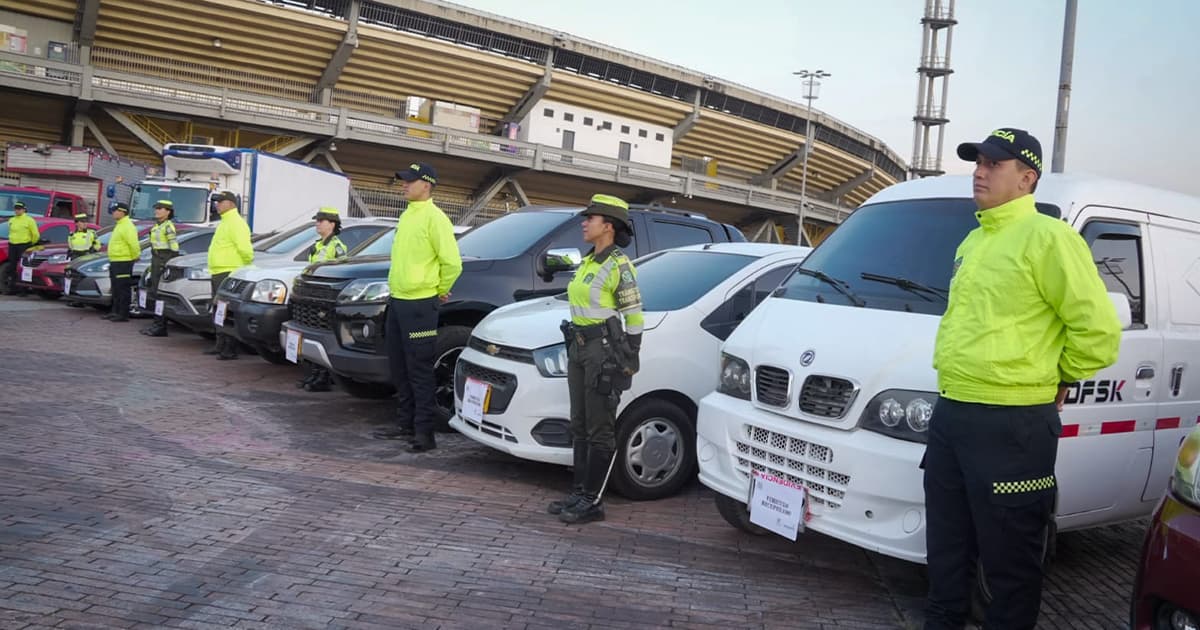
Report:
432,324,472,433
970,518,1056,622
0,262,10,293
611,399,697,500
714,493,769,536
332,373,396,400
256,347,292,366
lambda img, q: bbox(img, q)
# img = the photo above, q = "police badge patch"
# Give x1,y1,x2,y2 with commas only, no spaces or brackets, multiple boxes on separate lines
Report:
621,269,633,283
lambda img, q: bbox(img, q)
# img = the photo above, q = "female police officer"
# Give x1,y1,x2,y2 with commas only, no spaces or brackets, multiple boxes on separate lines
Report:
548,194,643,525
297,207,348,392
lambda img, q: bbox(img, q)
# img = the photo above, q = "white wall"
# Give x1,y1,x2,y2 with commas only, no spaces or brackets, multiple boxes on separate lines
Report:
517,99,673,169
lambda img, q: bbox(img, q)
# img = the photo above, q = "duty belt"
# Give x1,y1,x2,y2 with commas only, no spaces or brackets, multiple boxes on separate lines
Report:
569,323,606,345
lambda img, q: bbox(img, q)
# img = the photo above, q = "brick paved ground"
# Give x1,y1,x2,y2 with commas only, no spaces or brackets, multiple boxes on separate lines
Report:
0,296,1147,629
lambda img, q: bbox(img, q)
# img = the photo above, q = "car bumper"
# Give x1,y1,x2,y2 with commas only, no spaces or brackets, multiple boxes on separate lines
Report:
1131,491,1200,630
159,289,214,332
447,347,572,466
16,268,61,292
695,391,928,564
226,298,290,350
280,321,386,379
64,273,111,305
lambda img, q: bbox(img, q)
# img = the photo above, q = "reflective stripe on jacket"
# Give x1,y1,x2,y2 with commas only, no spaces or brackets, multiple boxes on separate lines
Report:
933,194,1122,406
106,216,141,262
150,220,178,252
308,235,347,263
567,244,645,335
387,199,462,299
207,207,253,275
68,228,99,253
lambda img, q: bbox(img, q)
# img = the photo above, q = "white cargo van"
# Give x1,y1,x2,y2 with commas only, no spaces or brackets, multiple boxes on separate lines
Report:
696,174,1200,565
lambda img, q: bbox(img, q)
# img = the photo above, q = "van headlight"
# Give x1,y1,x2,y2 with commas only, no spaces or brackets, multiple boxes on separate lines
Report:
251,279,287,304
717,353,752,400
860,390,936,443
185,266,211,280
532,343,568,378
338,278,390,303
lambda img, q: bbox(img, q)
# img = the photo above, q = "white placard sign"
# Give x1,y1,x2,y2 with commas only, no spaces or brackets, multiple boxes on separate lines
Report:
461,378,491,423
154,300,164,316
284,329,301,363
63,278,71,295
138,289,147,309
213,299,227,326
20,266,31,282
749,470,807,541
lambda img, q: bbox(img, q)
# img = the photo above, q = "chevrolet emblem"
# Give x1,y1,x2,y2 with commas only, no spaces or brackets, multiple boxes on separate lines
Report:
486,344,500,356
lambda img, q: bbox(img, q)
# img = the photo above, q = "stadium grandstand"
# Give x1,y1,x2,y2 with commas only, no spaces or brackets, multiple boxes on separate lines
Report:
0,0,908,244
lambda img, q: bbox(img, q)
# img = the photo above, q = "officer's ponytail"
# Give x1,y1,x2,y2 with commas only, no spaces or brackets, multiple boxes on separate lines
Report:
613,225,632,248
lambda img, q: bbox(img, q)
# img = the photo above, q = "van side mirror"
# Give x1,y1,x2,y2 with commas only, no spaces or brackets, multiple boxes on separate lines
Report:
542,248,582,275
1108,292,1133,330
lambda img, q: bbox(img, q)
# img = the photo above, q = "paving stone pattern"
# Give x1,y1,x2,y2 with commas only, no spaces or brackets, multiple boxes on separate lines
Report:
0,298,1147,629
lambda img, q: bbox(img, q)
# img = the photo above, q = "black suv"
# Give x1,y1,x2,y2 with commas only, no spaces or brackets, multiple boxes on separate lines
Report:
282,205,745,423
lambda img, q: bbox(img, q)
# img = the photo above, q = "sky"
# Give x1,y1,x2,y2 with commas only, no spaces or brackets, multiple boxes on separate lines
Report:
446,0,1199,196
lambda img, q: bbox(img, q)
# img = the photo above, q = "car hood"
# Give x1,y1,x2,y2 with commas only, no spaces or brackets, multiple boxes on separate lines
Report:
472,296,668,350
230,261,309,282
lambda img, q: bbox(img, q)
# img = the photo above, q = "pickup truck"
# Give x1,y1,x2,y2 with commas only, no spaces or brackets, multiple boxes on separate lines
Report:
282,205,746,425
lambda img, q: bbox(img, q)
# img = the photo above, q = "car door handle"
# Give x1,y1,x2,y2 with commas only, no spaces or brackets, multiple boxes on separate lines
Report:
1136,366,1155,380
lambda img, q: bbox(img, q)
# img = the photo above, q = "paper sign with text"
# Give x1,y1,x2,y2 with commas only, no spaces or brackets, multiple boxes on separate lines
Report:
461,378,491,423
284,329,301,363
749,470,807,541
213,300,227,326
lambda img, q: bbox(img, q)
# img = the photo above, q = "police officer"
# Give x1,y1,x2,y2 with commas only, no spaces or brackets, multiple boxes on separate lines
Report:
922,129,1122,629
66,212,100,260
103,202,140,322
207,190,254,360
4,200,40,296
141,200,179,337
548,194,643,525
297,207,348,392
371,162,462,452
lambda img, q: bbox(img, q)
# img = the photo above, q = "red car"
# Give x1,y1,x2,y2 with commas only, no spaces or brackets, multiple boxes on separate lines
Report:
15,221,154,298
0,216,98,295
1132,426,1200,629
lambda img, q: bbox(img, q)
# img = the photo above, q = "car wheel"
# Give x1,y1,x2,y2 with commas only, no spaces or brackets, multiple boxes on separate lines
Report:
332,373,396,399
256,347,291,365
611,399,697,500
970,518,1056,622
432,324,472,433
714,493,768,536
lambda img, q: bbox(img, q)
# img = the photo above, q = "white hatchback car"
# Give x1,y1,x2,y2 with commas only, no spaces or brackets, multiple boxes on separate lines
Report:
450,242,810,500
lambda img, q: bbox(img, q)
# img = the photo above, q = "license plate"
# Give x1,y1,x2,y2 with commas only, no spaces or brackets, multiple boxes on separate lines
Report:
461,377,492,423
213,299,227,326
64,278,72,295
20,266,31,283
154,299,164,316
138,289,147,309
285,329,302,363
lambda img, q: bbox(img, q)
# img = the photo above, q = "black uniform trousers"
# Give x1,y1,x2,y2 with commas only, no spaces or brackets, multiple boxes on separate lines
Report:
385,296,439,435
148,250,175,324
210,273,235,356
6,242,31,292
109,260,135,316
923,397,1060,630
567,333,618,450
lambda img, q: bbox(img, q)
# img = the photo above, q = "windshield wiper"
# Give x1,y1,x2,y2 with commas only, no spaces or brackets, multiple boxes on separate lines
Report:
793,268,865,307
860,272,948,302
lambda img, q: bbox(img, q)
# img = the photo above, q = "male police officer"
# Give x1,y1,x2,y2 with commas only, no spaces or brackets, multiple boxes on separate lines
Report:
104,202,140,321
67,212,100,260
371,163,461,452
922,129,1122,629
207,191,253,359
5,201,39,295
141,200,179,337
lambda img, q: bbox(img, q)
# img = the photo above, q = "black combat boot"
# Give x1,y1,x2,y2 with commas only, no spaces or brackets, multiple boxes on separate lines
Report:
560,447,615,524
548,441,589,514
408,431,437,453
305,368,332,392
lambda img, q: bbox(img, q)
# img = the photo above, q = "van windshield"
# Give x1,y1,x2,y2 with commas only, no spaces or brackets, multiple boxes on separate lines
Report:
777,198,981,316
0,191,50,216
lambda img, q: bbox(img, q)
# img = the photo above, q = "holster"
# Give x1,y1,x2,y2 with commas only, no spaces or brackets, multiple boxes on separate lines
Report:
560,320,574,350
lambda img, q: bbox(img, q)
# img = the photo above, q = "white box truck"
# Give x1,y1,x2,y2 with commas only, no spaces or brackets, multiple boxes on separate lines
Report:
128,144,350,233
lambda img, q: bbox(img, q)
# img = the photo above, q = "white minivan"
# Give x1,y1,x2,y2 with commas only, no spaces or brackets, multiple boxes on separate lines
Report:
696,174,1200,565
